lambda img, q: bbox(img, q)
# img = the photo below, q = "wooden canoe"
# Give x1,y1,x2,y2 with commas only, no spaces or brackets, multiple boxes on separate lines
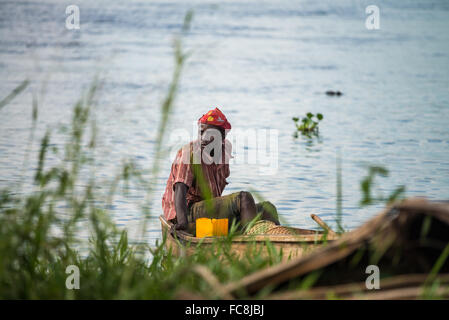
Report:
159,215,338,262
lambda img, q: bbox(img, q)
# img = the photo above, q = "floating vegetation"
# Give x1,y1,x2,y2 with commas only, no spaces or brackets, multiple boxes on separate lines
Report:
292,112,323,138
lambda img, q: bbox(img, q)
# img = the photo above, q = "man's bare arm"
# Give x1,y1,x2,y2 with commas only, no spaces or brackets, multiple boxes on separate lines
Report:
174,182,189,230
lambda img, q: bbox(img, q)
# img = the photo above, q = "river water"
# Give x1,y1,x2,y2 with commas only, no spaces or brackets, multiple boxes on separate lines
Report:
1,0,449,246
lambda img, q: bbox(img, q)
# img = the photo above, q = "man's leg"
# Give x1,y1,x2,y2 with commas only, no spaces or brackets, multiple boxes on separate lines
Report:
189,191,259,229
256,201,280,225
238,191,258,227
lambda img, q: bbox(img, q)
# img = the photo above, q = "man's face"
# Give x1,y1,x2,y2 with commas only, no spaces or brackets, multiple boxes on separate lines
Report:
199,124,224,148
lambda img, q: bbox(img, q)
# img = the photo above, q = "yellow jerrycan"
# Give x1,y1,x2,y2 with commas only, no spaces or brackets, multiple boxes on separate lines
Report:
196,218,228,238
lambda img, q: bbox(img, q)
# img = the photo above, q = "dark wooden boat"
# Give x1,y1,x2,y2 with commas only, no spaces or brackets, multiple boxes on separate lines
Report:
159,215,338,261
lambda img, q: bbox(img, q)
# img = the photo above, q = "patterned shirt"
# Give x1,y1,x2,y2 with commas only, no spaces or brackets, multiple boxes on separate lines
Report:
162,139,232,221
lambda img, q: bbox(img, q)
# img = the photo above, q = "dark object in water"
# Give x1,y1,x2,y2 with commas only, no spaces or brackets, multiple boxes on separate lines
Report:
325,90,343,96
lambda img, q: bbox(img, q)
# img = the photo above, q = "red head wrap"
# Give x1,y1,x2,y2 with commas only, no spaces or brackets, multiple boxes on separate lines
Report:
198,107,231,130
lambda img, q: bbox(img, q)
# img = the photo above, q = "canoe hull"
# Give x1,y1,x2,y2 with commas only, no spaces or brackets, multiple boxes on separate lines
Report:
159,215,336,261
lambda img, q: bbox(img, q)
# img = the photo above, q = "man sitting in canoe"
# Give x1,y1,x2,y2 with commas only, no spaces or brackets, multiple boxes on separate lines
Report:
162,107,280,234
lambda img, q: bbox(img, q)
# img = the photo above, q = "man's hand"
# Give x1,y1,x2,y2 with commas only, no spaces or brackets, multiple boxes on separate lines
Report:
170,221,192,239
175,222,188,231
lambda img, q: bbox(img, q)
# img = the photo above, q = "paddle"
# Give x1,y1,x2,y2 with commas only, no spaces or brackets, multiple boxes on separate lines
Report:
311,214,337,236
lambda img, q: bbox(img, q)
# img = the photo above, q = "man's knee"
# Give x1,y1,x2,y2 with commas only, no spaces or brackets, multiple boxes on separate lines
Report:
258,201,280,224
259,201,276,210
239,191,255,206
